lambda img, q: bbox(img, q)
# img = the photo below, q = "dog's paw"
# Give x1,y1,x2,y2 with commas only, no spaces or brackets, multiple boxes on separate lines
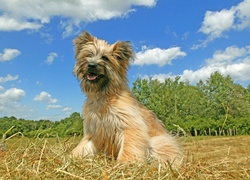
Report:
71,147,84,158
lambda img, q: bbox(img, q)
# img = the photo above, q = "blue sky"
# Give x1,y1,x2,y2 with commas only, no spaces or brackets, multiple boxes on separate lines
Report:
0,0,250,121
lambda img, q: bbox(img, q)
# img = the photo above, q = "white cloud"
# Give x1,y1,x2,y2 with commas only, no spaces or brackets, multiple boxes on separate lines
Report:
0,0,157,34
180,62,250,84
46,104,62,110
134,46,186,66
142,73,173,83
205,46,250,65
194,0,250,49
0,88,27,116
199,9,235,38
0,88,25,102
60,19,81,39
62,107,72,112
0,74,19,83
33,91,58,104
45,52,58,65
145,45,250,84
234,0,250,30
0,15,42,31
0,48,21,62
0,88,34,118
147,62,250,85
0,86,4,91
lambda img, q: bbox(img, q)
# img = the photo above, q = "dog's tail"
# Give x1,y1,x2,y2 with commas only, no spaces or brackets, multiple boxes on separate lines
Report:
149,134,183,168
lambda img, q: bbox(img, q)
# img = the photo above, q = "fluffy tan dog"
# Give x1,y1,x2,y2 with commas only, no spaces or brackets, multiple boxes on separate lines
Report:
72,31,183,167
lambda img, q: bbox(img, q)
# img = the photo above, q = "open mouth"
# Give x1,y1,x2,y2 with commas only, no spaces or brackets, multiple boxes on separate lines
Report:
87,73,103,81
87,73,98,81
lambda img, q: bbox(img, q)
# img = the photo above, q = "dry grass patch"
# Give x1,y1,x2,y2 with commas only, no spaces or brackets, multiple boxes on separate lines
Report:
0,136,249,179
182,136,250,179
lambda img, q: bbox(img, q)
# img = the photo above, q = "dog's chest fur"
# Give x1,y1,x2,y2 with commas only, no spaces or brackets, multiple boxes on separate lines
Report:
83,92,131,156
82,91,143,156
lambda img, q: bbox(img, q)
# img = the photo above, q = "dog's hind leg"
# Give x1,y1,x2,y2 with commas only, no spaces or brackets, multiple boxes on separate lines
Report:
116,128,149,162
149,134,183,167
72,135,96,157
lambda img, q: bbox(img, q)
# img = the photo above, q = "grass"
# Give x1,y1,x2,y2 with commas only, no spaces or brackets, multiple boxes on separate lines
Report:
0,135,249,179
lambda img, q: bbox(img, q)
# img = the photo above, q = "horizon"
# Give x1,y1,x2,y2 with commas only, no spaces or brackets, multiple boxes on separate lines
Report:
0,0,250,121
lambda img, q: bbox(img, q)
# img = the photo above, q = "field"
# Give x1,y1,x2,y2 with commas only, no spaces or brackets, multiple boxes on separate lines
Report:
0,135,249,179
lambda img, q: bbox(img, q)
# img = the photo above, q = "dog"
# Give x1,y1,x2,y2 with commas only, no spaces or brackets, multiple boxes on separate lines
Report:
72,31,183,167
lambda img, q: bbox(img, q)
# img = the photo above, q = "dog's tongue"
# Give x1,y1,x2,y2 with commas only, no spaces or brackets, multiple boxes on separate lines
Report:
87,74,98,81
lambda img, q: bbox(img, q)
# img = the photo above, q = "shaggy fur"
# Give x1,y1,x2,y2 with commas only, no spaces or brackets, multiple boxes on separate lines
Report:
72,31,183,167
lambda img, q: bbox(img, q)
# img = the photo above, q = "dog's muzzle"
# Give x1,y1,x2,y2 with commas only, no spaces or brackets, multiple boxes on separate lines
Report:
86,63,103,81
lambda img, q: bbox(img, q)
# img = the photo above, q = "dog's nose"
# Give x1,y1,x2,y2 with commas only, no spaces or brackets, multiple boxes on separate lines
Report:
88,63,97,69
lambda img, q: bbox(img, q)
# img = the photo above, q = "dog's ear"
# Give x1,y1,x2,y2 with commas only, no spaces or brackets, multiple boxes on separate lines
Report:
74,31,94,57
113,41,135,62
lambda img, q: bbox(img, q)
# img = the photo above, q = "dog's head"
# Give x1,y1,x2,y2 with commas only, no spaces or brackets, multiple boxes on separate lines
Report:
73,31,134,94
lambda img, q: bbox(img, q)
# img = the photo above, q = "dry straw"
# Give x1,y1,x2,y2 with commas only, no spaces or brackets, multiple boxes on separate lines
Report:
0,132,249,179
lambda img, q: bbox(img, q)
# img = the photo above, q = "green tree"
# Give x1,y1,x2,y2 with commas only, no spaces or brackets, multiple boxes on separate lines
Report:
132,72,250,135
53,112,83,137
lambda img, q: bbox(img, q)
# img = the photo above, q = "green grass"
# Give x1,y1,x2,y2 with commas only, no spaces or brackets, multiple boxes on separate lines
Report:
0,135,249,179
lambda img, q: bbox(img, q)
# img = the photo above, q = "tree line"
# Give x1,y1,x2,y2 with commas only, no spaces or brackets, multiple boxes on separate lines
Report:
132,72,250,135
0,72,250,138
0,112,83,138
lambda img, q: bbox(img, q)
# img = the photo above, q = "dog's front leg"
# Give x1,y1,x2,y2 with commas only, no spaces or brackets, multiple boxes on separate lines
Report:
72,135,96,158
117,128,149,161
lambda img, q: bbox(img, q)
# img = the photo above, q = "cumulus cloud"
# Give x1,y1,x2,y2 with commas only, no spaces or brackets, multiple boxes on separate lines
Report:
0,74,19,83
146,63,250,84
45,52,58,65
33,91,58,104
0,88,26,114
0,88,25,101
0,86,4,91
0,15,42,31
0,88,35,118
199,9,235,38
0,0,157,35
134,46,186,66
145,45,250,84
180,62,250,84
234,0,250,30
0,48,21,62
0,88,25,106
205,46,250,65
193,0,250,49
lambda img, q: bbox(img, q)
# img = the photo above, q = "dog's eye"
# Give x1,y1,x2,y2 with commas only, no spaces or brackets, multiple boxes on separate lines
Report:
102,55,109,62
